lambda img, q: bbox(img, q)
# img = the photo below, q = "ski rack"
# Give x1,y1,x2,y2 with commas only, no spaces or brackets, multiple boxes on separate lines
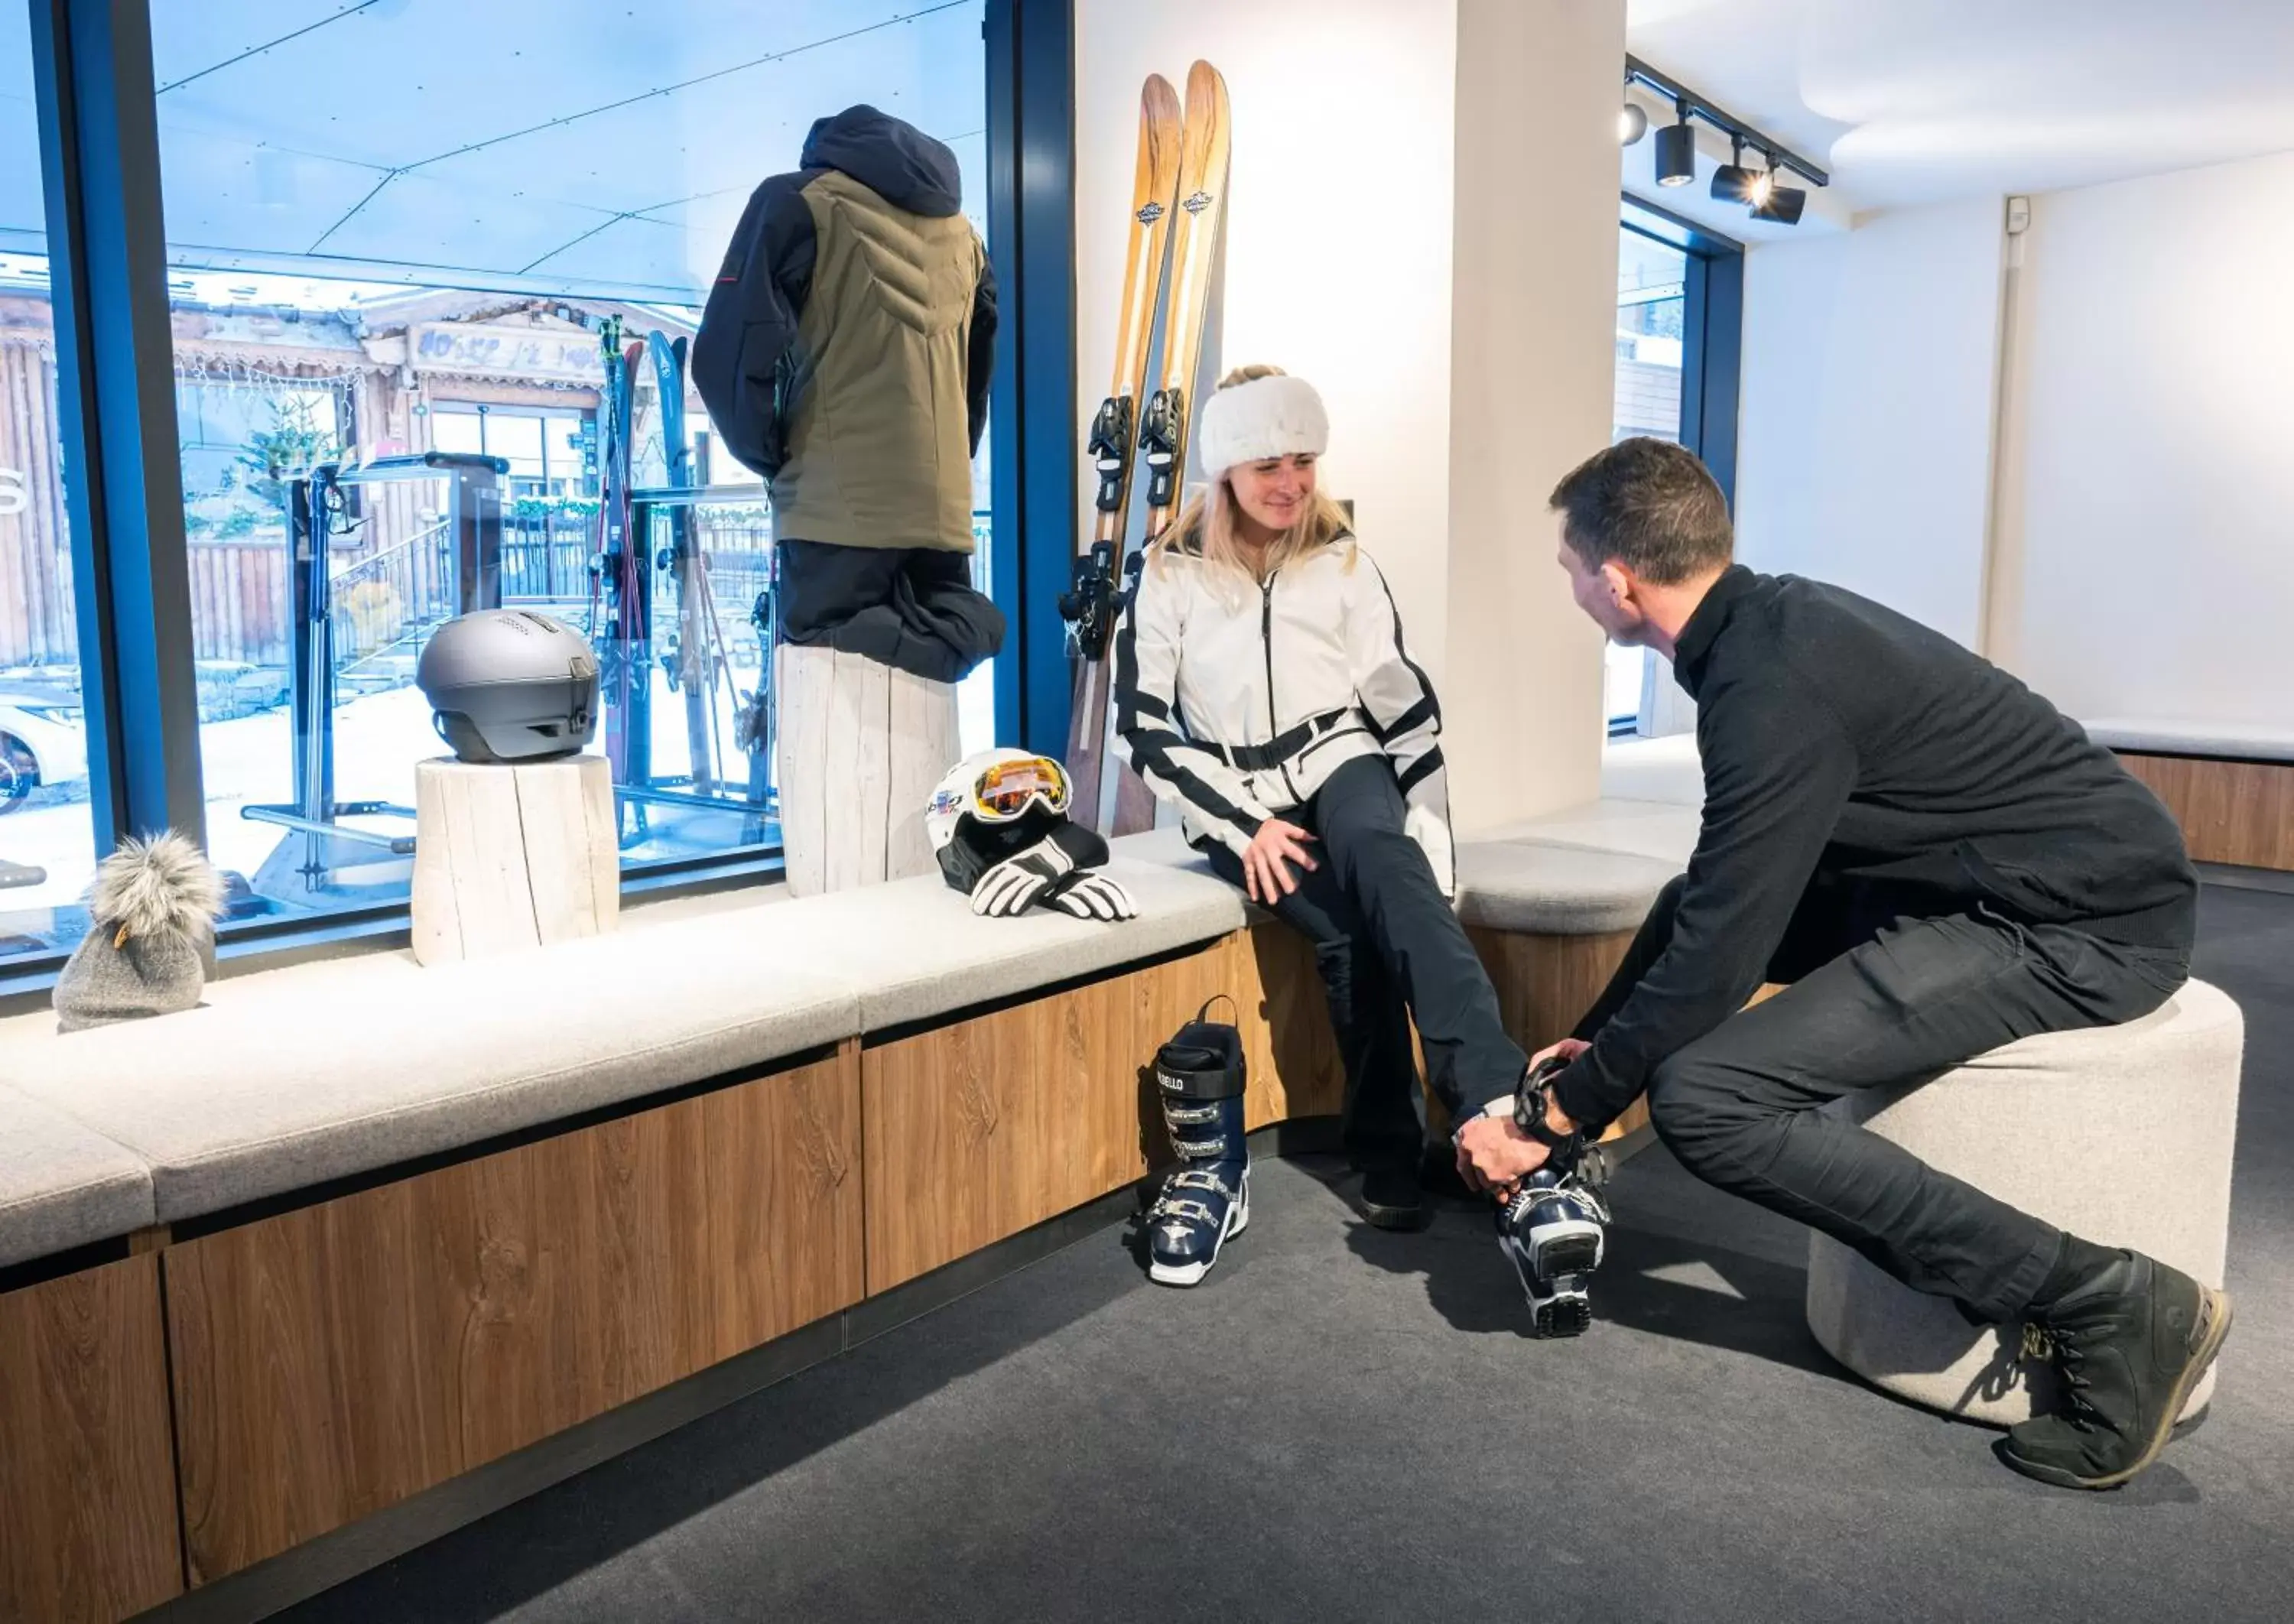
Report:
244,452,509,889
611,480,777,836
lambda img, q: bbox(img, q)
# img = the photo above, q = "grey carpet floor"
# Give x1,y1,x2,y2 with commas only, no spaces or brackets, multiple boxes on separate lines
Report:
290,885,2294,1623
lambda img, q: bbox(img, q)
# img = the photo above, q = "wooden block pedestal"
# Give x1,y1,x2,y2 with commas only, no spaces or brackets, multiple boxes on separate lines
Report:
776,643,960,898
411,754,619,965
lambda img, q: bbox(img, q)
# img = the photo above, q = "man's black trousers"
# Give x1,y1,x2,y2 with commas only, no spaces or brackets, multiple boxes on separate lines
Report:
1203,756,1527,1172
1584,874,2192,1323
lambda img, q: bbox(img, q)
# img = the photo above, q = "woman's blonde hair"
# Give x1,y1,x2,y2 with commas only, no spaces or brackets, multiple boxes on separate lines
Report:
1153,365,1352,585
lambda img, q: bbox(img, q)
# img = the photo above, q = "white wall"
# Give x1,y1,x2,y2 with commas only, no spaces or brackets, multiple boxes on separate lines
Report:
1074,0,1620,828
1990,149,2294,724
1073,0,1460,673
1734,198,2006,648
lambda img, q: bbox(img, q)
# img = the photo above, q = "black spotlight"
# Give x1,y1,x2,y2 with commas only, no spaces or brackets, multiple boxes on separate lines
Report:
1750,164,1808,224
1711,138,1759,204
1653,102,1695,187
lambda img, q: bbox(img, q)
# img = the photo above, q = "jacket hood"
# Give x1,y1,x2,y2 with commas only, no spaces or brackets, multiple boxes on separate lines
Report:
800,105,963,217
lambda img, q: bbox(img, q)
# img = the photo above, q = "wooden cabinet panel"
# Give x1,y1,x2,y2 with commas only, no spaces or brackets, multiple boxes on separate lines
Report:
1467,927,1648,1142
865,969,1154,1293
0,1255,183,1623
164,1051,862,1584
1233,924,1345,1128
2116,752,2294,871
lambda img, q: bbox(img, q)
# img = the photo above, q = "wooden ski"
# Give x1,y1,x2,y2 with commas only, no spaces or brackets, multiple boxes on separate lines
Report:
1109,60,1231,836
1060,72,1183,831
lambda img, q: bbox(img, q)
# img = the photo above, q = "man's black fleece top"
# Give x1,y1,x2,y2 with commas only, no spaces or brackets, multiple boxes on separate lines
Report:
1555,566,2197,1132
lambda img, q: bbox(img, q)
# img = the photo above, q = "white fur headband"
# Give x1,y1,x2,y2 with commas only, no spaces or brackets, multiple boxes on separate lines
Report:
1194,373,1329,474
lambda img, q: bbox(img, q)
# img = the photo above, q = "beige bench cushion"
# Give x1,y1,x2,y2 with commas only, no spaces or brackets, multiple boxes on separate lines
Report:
0,1086,157,1266
1804,978,2243,1426
2,913,861,1225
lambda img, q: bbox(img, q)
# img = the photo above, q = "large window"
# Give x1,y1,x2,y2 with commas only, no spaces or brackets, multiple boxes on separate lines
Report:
139,1,993,929
1608,200,1742,736
0,13,98,968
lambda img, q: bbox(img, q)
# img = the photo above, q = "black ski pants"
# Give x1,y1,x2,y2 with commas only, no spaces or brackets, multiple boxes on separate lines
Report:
1204,755,1528,1172
1591,872,2192,1324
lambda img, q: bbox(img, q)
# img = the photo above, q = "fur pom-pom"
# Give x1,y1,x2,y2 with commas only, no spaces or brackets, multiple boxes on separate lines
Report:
87,832,226,941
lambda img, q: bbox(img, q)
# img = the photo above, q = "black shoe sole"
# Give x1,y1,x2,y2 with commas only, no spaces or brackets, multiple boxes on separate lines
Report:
1360,1197,1431,1233
2001,1285,2234,1491
1535,1295,1592,1339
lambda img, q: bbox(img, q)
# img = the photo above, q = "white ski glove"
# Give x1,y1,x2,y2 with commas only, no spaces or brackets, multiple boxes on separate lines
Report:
1042,869,1138,921
970,836,1078,917
969,823,1126,919
1405,804,1456,901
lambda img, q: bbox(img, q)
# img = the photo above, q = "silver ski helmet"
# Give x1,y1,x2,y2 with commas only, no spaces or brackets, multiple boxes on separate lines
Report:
416,610,599,764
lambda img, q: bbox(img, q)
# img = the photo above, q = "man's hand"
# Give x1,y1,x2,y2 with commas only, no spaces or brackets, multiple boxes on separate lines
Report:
1454,1113,1550,1200
1531,1037,1591,1072
1242,818,1318,904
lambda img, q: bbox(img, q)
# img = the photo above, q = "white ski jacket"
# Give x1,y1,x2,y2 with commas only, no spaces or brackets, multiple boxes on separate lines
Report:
1113,529,1454,891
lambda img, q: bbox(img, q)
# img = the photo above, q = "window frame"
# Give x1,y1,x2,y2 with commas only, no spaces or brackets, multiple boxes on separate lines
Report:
1620,192,1745,504
5,0,1075,996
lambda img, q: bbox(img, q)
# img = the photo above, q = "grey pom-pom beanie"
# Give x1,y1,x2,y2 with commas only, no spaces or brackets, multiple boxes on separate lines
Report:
54,832,226,1033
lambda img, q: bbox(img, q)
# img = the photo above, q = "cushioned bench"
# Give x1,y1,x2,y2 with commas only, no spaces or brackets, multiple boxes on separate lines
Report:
0,1086,157,1269
1804,977,2244,1424
0,853,1243,1233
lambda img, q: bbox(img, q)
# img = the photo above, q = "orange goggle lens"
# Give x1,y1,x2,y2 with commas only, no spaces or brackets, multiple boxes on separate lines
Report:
974,756,1071,819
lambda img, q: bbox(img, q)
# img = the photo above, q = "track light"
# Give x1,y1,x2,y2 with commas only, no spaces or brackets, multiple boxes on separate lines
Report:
1653,101,1695,187
1749,155,1808,224
1626,55,1830,222
1710,138,1759,204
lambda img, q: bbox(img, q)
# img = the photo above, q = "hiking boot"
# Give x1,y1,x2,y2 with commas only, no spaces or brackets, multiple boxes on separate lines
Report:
1358,1164,1429,1231
1999,1250,2233,1491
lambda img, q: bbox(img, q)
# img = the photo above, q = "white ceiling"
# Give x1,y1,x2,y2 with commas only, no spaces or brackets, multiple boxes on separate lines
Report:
1,1,987,303
1626,0,2294,215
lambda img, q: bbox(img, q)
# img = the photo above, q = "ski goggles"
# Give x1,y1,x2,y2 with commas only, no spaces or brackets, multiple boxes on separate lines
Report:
954,755,1073,823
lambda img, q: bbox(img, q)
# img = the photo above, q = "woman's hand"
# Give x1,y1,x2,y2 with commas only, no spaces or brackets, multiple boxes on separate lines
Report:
1242,818,1318,903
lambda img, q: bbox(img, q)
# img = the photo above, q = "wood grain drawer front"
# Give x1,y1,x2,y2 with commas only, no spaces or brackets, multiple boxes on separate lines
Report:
2116,752,2294,871
0,1255,184,1624
1467,927,1648,1143
164,1051,863,1585
1234,924,1347,1129
864,972,1146,1293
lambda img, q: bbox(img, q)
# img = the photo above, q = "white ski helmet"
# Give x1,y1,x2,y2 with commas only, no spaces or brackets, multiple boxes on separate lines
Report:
416,610,599,764
927,749,1083,894
925,749,1074,853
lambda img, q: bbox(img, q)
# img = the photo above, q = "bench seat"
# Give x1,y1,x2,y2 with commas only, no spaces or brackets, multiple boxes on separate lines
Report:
2082,717,2294,762
0,1086,156,1268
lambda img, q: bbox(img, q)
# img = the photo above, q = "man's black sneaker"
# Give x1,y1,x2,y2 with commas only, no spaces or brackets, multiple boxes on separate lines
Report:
1999,1249,2233,1491
1358,1165,1429,1231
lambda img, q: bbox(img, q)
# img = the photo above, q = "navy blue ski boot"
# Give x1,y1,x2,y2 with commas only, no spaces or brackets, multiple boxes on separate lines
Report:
1145,1004,1250,1288
1496,1164,1611,1338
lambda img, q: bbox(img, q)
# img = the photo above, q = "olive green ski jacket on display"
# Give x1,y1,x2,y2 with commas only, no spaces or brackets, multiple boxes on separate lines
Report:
694,105,997,555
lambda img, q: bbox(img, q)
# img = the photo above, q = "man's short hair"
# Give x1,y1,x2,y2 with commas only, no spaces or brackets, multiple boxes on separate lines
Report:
1547,437,1733,583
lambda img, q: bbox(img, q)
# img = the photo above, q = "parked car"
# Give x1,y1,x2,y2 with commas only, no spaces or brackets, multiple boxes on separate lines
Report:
0,690,89,814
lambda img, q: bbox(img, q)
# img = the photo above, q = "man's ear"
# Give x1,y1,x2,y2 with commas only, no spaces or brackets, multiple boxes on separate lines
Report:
1599,560,1635,611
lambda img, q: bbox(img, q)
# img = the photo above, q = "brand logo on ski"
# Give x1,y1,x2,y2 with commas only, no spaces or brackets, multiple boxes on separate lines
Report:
1181,190,1215,215
1136,201,1166,225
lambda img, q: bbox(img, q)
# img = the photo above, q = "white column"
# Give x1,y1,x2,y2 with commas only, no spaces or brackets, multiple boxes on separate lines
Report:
1441,0,1622,833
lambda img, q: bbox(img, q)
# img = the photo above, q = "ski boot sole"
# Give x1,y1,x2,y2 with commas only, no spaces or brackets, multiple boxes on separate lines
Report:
1147,1182,1251,1288
1534,1292,1593,1340
2000,1286,2234,1491
1500,1214,1604,1338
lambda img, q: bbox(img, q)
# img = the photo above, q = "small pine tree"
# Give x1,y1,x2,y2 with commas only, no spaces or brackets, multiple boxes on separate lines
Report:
237,394,342,508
